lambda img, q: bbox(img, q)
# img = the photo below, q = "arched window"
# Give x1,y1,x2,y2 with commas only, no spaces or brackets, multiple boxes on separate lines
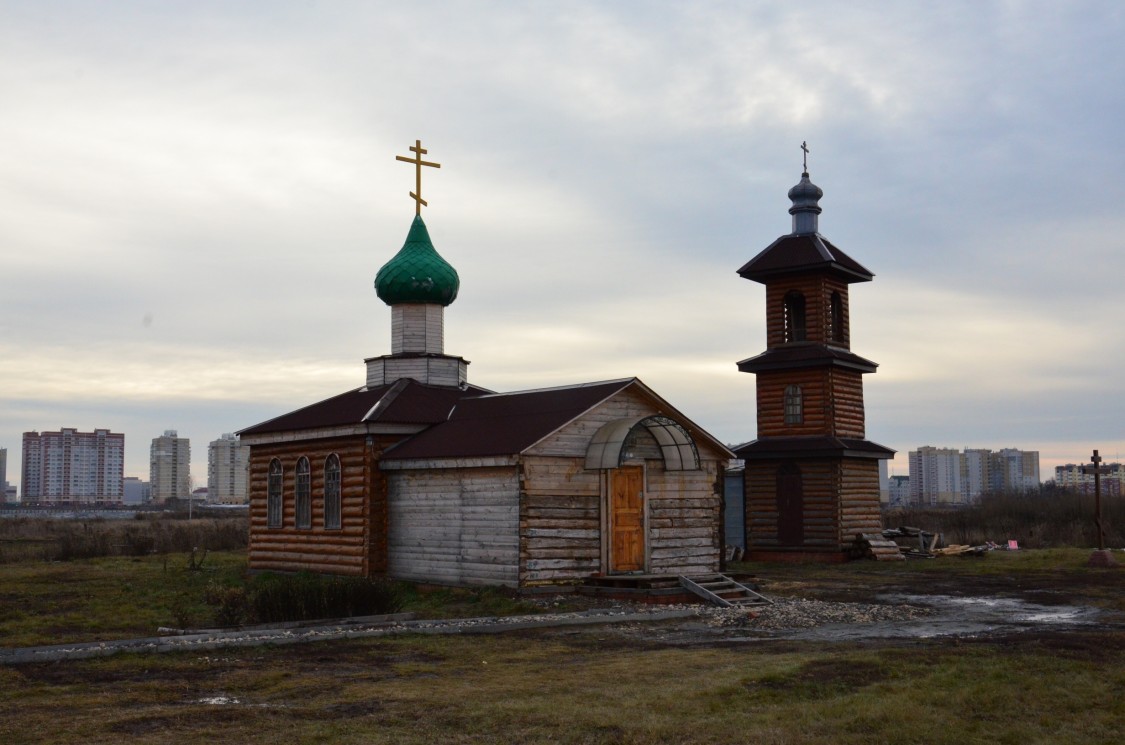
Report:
830,291,845,343
295,456,311,529
783,291,806,342
324,454,341,530
267,459,283,528
784,385,803,425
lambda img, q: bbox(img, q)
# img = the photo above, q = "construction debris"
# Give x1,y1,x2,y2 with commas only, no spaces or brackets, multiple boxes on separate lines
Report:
873,526,1022,560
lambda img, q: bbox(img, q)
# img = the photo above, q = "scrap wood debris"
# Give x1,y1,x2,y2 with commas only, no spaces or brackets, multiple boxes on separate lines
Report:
876,526,1021,559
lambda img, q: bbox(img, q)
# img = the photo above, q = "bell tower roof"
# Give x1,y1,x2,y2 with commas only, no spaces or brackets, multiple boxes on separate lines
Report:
737,167,873,285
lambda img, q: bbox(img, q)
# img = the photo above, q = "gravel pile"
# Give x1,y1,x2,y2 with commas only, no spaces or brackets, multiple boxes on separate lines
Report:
699,597,933,630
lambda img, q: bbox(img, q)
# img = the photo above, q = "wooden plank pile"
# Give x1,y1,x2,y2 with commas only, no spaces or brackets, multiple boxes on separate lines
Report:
932,544,988,557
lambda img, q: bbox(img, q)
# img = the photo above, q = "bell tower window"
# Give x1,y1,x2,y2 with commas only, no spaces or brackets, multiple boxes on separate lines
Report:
784,385,803,424
783,291,806,342
829,291,845,343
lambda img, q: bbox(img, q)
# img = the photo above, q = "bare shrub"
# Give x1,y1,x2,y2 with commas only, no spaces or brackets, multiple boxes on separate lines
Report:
204,582,250,627
887,487,1125,548
0,514,248,563
247,572,404,623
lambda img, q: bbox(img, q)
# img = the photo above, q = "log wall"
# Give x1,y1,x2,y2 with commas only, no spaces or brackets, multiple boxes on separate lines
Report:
387,467,521,587
247,434,400,576
645,461,723,575
764,274,850,349
519,456,602,585
519,453,722,586
838,459,883,539
745,457,884,552
756,369,866,438
745,458,840,550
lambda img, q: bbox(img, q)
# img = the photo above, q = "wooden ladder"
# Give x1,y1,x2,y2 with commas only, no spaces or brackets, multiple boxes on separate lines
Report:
678,574,772,608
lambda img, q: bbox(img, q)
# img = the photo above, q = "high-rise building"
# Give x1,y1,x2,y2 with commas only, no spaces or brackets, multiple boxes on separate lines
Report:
961,448,993,501
1056,462,1123,496
123,477,150,505
208,433,249,504
908,446,963,505
0,447,12,502
888,475,910,505
149,430,191,502
20,429,125,505
994,448,1040,493
909,446,1041,505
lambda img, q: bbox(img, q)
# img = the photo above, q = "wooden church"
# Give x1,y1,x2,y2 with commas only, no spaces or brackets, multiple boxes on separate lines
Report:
238,141,732,588
734,156,894,562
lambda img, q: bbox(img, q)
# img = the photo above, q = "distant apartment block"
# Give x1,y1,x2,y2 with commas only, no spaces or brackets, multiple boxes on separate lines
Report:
208,433,249,505
908,446,962,505
908,446,1040,506
994,448,1040,493
123,476,151,505
888,475,910,505
20,428,125,505
1,446,16,502
1055,462,1123,497
150,430,191,502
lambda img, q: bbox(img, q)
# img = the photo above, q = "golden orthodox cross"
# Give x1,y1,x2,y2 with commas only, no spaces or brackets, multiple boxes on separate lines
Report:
395,139,441,215
801,141,809,173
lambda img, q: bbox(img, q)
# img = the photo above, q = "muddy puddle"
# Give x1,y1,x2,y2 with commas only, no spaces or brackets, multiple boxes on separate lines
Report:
774,594,1105,642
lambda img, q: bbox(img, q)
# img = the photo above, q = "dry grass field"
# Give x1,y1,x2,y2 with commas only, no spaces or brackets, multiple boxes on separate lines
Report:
0,520,1123,743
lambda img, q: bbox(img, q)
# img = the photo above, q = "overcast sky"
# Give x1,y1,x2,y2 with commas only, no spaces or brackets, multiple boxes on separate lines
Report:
2,1,1123,491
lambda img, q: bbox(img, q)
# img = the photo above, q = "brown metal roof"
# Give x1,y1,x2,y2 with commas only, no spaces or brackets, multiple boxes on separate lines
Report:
737,234,873,284
381,379,636,460
737,344,878,374
237,378,492,436
734,436,895,460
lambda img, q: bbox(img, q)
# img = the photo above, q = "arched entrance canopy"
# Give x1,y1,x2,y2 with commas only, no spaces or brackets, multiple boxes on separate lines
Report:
584,415,700,471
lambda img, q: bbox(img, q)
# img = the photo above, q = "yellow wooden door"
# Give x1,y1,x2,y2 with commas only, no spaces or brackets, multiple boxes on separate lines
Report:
610,466,645,572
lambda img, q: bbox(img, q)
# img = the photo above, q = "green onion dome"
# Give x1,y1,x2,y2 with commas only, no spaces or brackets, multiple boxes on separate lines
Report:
374,216,460,306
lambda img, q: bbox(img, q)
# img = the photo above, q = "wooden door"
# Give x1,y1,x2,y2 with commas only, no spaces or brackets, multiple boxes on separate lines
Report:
776,462,804,546
610,466,645,572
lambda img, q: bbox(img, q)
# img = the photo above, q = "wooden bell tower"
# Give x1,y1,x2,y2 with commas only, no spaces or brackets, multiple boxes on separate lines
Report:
734,153,893,562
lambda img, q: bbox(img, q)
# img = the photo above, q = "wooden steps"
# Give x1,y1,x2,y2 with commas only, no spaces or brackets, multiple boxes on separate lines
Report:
678,574,772,607
579,574,697,604
579,573,772,606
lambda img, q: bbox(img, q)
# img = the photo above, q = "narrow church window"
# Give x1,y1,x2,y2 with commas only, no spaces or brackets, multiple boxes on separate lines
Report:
324,454,341,530
267,459,283,528
784,385,803,424
295,456,311,529
830,291,845,343
783,291,806,342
